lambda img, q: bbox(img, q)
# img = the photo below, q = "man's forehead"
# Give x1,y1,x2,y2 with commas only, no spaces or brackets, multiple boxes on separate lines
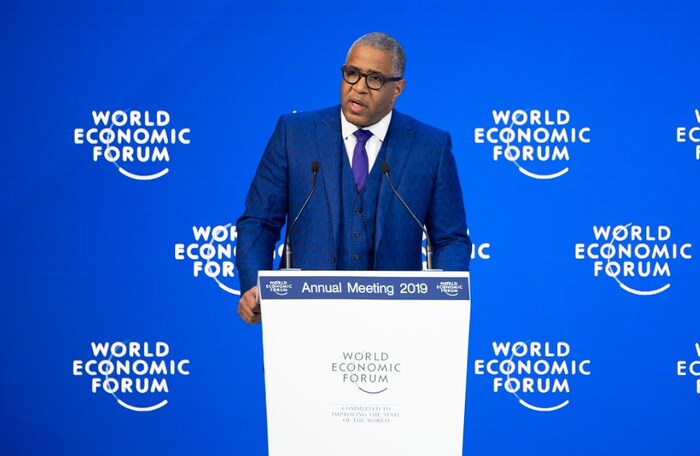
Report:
345,45,394,72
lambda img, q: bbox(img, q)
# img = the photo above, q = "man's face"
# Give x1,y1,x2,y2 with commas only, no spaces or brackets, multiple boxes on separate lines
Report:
340,45,405,128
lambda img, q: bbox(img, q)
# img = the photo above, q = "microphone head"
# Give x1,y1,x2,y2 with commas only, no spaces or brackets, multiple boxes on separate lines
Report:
311,161,320,174
380,162,390,175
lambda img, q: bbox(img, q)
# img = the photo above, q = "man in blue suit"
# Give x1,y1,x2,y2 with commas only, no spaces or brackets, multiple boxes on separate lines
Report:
236,32,471,323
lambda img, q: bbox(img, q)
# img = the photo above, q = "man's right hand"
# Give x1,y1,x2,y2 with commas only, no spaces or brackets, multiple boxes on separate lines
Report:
237,286,261,324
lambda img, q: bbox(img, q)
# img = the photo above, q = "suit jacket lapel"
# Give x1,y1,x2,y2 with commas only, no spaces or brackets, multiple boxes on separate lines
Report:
375,111,415,254
316,109,343,251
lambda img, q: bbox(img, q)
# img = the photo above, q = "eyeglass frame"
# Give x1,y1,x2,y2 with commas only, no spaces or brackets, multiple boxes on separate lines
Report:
341,65,403,91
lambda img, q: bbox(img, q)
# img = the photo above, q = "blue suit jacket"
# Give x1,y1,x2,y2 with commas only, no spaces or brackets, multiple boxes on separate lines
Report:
236,106,471,292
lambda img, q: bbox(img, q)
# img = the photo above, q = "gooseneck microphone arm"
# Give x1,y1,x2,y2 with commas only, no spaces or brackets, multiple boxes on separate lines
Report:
380,162,435,270
282,161,320,270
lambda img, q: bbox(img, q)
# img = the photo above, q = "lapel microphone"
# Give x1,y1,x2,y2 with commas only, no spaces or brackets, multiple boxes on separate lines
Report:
283,161,320,269
380,162,436,270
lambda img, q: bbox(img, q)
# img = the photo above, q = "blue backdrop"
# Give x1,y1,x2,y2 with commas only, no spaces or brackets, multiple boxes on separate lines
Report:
1,0,699,454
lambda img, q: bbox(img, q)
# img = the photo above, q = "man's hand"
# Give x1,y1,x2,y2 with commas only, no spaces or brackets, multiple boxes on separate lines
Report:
238,286,261,324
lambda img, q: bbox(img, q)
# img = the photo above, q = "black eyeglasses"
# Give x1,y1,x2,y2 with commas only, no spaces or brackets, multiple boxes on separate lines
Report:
341,65,402,90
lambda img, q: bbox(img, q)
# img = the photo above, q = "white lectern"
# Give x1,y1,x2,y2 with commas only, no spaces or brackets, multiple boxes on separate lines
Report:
259,270,471,456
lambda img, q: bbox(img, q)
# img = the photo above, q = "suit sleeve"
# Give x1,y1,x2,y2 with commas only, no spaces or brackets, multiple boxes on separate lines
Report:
235,116,289,292
426,132,472,271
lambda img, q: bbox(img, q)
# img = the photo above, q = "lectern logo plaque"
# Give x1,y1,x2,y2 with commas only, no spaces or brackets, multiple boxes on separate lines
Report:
437,281,463,297
266,280,293,296
331,351,402,395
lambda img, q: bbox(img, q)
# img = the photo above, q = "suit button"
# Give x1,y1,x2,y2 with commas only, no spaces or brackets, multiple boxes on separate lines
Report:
353,254,360,260
354,231,361,238
331,255,336,264
354,209,363,215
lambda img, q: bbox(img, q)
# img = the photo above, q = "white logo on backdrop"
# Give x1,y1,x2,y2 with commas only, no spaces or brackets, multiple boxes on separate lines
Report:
474,340,591,412
675,109,700,160
575,223,692,296
174,223,240,295
474,109,591,180
174,223,286,297
72,340,190,412
676,343,700,395
74,110,191,180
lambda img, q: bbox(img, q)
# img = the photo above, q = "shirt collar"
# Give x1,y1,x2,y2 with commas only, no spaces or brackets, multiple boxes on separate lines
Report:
341,109,393,142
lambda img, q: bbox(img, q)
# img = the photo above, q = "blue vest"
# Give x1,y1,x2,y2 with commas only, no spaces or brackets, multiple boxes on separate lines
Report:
337,146,387,270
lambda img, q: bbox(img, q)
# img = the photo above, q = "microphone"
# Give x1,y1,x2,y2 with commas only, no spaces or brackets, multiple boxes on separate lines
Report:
380,162,436,270
282,161,320,269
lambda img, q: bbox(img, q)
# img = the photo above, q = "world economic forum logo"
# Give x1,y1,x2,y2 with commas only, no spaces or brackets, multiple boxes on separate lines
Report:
575,223,692,296
676,343,700,395
474,340,591,412
266,280,293,296
474,109,591,180
74,110,191,180
174,223,240,296
675,109,700,160
437,281,463,297
72,340,190,412
331,351,401,395
174,223,286,297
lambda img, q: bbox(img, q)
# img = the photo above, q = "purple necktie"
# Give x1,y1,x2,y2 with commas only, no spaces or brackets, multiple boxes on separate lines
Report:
352,129,372,191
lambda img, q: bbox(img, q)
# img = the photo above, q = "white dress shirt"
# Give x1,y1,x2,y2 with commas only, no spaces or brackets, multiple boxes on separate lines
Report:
340,110,393,173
